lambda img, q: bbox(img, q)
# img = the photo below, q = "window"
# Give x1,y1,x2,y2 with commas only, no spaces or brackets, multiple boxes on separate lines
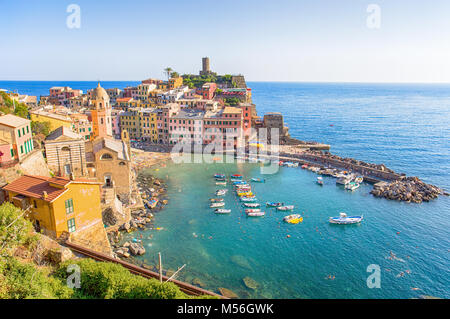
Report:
22,128,25,135
26,126,29,133
100,153,113,160
20,145,23,154
33,200,37,208
65,198,74,214
10,148,14,157
18,129,21,138
67,218,76,233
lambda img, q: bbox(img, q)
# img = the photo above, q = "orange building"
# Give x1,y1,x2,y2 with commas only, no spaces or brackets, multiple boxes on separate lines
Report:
90,83,112,138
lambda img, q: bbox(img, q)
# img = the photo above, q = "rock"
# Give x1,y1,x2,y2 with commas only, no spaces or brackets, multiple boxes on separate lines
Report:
192,278,206,288
243,277,259,290
230,255,252,270
129,243,145,256
218,288,239,299
47,247,74,263
121,222,130,231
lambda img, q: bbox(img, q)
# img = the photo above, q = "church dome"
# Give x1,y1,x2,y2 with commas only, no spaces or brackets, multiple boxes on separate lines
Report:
92,82,109,102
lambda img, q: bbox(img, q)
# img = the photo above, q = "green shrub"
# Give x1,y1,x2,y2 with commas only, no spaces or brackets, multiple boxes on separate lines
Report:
0,203,33,256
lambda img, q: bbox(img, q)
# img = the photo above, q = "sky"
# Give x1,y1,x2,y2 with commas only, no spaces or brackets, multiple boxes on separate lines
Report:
1,0,450,83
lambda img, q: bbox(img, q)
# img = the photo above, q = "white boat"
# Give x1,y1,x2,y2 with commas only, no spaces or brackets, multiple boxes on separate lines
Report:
246,211,265,217
243,203,260,208
210,202,225,208
317,177,324,186
345,182,360,191
276,205,295,211
336,175,352,185
241,197,257,202
215,209,231,214
216,182,227,186
329,212,363,224
283,214,303,224
245,208,261,213
216,189,228,196
354,176,364,183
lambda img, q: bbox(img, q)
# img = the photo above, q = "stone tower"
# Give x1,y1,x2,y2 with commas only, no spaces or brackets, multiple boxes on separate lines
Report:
91,82,112,138
200,57,211,75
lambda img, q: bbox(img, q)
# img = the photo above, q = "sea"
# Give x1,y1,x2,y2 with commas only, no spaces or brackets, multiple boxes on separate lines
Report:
1,80,449,298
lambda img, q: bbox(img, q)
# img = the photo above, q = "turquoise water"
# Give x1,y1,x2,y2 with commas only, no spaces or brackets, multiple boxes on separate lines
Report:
128,157,449,299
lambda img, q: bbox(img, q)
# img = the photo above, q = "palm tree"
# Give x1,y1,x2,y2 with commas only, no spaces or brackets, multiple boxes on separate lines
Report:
164,67,173,81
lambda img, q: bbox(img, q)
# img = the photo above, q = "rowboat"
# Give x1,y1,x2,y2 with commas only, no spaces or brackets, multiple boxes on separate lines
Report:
233,181,247,185
214,174,226,179
246,211,265,217
237,192,253,197
216,189,228,196
243,203,260,208
266,202,284,207
329,212,363,224
276,205,294,211
216,182,227,186
251,178,265,183
345,182,360,191
283,214,303,224
241,197,257,202
215,209,231,214
210,202,225,208
245,208,261,213
210,198,224,202
317,176,324,186
231,174,243,179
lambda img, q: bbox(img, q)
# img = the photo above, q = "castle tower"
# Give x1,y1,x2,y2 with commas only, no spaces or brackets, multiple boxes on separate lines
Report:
200,57,211,75
91,82,112,138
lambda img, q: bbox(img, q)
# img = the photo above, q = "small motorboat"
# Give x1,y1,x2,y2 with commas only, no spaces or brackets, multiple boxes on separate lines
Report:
243,203,261,208
251,178,265,183
233,181,247,185
237,191,253,197
210,202,225,208
301,164,308,169
216,182,227,186
317,176,324,186
345,182,360,191
245,208,261,213
276,205,295,211
231,174,243,179
241,197,257,202
266,202,284,207
246,211,265,217
215,209,231,214
283,214,303,224
336,175,352,185
329,212,363,224
210,198,224,202
216,189,228,196
214,174,226,179
354,176,364,183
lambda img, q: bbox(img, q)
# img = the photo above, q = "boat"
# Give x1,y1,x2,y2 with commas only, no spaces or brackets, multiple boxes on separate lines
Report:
276,205,295,211
216,182,227,186
231,174,243,179
336,175,352,185
237,191,253,197
354,176,364,183
251,178,265,183
233,181,247,185
246,211,265,217
214,174,226,179
245,208,261,213
317,176,324,186
210,198,224,202
283,214,303,224
345,182,360,191
210,202,225,208
301,164,308,169
243,203,260,208
266,202,284,207
215,209,231,214
241,197,257,202
216,189,228,196
329,212,363,224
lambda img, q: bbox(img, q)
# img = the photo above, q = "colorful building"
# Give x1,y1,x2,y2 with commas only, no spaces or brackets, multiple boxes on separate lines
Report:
119,109,140,140
169,109,204,146
0,114,34,163
3,175,103,239
90,83,113,138
139,108,158,142
30,109,73,132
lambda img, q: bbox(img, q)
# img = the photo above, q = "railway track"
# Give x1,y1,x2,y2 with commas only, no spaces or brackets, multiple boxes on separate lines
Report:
64,241,226,298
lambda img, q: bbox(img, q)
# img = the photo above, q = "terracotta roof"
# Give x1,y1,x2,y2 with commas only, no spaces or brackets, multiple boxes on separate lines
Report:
3,175,100,202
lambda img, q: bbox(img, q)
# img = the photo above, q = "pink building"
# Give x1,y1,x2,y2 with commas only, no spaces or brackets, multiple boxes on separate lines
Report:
157,103,180,144
0,114,33,163
111,109,124,139
203,107,243,149
200,83,217,100
169,109,204,146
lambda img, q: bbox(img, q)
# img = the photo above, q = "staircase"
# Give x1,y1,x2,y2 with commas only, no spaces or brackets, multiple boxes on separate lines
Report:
102,187,116,205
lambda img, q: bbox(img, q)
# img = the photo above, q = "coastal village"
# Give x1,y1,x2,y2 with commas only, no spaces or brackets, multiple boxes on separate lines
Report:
0,58,447,298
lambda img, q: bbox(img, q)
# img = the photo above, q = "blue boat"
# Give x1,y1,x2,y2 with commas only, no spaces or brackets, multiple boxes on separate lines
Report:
251,178,265,183
231,174,243,179
329,212,363,224
214,174,226,179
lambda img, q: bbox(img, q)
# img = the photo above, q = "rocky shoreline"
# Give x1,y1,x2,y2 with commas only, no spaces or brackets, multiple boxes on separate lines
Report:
108,172,169,260
371,176,446,203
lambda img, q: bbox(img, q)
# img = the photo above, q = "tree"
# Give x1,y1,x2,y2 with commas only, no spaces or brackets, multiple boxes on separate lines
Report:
171,71,179,78
31,121,51,137
0,203,33,256
164,67,173,81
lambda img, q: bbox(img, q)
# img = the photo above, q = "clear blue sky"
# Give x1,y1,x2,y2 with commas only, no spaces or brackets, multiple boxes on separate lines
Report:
1,0,450,82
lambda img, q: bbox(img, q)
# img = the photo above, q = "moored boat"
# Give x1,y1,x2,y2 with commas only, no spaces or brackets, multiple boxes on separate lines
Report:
237,191,253,197
241,196,257,202
243,203,260,208
251,178,265,183
336,175,352,185
345,182,360,191
354,176,364,183
276,205,295,211
317,176,324,186
214,174,226,179
266,202,284,207
215,209,231,214
216,182,227,186
210,198,224,202
231,174,243,179
283,214,303,224
210,202,225,208
245,208,261,213
216,189,228,196
246,211,265,217
329,212,363,224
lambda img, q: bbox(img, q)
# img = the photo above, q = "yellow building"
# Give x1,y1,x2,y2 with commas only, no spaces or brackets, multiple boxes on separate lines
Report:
169,76,183,89
3,175,103,239
119,109,140,139
139,108,158,142
30,109,73,132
